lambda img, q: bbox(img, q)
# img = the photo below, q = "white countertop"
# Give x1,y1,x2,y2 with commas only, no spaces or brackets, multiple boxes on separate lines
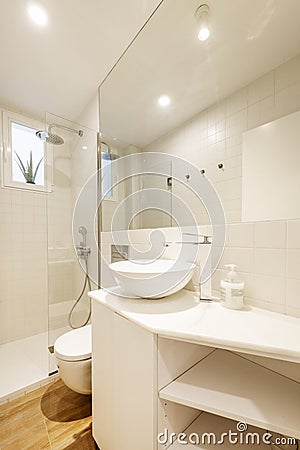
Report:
89,288,300,363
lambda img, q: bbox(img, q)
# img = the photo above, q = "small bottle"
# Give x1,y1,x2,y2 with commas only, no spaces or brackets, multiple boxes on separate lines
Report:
220,264,244,310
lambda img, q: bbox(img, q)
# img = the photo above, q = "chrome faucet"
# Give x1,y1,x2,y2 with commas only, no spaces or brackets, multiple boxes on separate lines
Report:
182,233,212,301
162,232,213,301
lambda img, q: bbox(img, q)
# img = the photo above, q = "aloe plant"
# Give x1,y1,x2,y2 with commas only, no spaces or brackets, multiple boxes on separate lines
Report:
14,151,44,184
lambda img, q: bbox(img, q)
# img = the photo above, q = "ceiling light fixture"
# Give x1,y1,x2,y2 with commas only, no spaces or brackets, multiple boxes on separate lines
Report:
195,4,210,41
28,3,48,26
158,95,170,107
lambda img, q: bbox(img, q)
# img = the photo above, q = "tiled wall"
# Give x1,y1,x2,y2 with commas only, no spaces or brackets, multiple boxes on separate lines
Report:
0,108,98,344
145,53,300,224
101,221,300,319
133,54,300,318
213,220,300,318
0,188,48,344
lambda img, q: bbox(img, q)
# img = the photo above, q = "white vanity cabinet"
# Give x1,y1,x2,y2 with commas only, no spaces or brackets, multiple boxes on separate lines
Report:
92,301,158,450
91,290,300,449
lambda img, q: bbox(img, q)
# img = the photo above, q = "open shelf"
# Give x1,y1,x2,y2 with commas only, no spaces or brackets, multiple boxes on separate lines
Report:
159,350,300,439
169,412,272,449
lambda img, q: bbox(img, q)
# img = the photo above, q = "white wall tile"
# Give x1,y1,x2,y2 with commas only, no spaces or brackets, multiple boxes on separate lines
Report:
253,274,285,305
225,109,247,138
254,220,286,249
287,219,300,249
247,95,274,129
225,88,247,116
248,72,274,105
223,247,254,273
285,277,300,309
207,101,226,126
275,54,300,91
254,248,286,277
226,223,254,248
286,249,300,279
274,80,300,119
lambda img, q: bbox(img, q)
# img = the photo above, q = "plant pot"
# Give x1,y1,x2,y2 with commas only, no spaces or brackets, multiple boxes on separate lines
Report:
26,181,36,184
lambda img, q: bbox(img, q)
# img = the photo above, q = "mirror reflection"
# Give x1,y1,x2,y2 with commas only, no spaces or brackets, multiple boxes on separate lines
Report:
99,0,300,230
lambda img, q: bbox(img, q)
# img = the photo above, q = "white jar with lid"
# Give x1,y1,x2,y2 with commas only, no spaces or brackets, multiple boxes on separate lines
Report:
220,264,244,310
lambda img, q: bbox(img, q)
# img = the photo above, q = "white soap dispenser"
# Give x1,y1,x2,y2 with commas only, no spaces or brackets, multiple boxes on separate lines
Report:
220,264,244,310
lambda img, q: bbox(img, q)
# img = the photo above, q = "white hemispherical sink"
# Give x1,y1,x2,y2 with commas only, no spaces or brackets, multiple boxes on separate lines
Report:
109,259,196,299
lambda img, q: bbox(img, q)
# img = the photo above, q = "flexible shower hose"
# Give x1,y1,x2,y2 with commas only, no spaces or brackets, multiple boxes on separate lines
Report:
68,258,92,329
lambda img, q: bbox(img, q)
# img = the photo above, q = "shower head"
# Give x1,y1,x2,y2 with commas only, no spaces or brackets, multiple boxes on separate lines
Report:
36,123,84,145
101,141,119,160
36,130,64,145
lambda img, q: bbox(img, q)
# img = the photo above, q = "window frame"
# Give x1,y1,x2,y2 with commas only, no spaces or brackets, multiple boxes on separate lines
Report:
1,109,51,192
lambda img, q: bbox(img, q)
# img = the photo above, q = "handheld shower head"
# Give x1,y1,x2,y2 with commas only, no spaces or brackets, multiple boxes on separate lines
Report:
78,226,88,247
78,226,87,236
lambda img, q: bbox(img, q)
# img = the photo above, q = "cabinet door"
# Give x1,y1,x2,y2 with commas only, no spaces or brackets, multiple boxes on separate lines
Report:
92,300,158,450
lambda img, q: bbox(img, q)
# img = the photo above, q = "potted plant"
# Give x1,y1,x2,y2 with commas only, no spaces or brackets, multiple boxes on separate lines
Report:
14,151,43,184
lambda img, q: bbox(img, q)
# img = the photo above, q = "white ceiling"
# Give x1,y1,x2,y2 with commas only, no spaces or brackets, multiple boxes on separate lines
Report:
0,0,161,121
100,0,300,147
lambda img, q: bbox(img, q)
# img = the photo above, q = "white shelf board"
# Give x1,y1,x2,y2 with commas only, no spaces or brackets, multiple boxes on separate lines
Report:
159,350,300,439
169,412,271,449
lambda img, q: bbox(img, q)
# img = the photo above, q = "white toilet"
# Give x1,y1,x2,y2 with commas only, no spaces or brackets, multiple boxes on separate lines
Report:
54,324,92,395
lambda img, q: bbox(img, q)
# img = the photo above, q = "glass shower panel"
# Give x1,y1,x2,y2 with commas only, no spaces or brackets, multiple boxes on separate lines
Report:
45,112,98,375
100,140,173,232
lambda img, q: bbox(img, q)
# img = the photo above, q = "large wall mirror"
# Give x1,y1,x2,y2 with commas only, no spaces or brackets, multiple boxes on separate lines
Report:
99,0,300,231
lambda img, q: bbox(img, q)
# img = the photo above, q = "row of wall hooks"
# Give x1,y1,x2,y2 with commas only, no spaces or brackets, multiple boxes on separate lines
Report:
166,163,225,187
184,162,224,182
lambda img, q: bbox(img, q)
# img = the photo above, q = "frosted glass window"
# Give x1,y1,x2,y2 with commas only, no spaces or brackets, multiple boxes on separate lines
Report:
11,122,45,186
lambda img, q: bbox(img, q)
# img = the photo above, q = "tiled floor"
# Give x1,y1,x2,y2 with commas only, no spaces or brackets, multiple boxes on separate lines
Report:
0,380,96,450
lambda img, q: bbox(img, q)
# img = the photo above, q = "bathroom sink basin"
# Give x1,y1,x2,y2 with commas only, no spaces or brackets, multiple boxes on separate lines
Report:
109,259,196,299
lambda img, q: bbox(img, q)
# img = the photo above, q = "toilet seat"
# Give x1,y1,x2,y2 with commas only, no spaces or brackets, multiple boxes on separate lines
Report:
54,324,91,362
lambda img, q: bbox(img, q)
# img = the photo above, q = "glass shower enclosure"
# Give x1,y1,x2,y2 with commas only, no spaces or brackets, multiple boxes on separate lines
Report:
46,112,98,375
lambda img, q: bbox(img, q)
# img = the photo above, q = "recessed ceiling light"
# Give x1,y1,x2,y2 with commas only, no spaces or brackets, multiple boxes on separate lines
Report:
158,95,170,107
198,26,210,41
82,146,88,150
195,4,210,42
28,3,48,26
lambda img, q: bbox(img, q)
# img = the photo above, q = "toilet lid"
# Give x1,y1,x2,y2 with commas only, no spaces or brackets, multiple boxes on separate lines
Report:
54,324,92,362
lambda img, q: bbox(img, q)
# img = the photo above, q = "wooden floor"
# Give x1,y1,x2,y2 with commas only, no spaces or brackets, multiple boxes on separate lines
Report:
0,380,96,450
